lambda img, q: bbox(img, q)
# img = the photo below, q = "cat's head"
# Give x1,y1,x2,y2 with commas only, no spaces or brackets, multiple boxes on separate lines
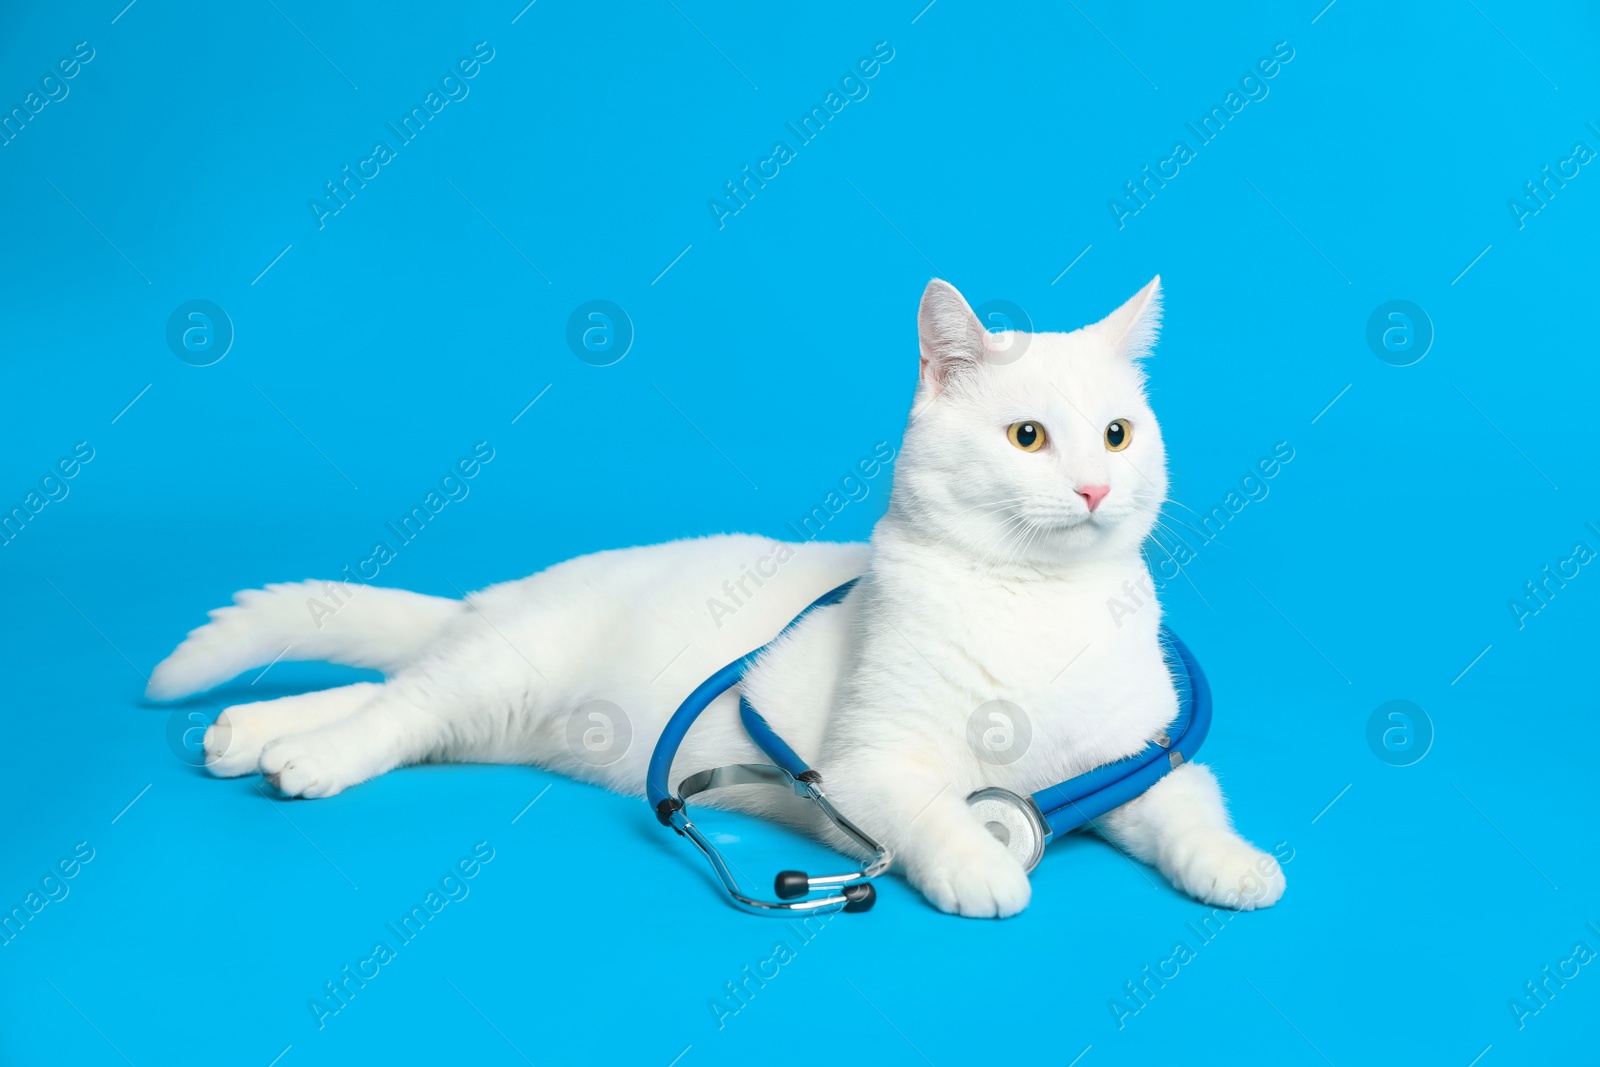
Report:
889,278,1167,566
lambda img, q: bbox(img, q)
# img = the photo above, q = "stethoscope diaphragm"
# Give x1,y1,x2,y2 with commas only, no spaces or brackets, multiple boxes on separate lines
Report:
966,787,1049,873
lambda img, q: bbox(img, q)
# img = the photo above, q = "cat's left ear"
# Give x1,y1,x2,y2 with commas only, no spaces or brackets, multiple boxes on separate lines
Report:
1093,276,1163,361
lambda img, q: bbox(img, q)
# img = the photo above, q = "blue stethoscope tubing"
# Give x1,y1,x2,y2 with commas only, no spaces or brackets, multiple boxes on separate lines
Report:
1030,625,1211,836
646,578,858,815
648,577,1212,914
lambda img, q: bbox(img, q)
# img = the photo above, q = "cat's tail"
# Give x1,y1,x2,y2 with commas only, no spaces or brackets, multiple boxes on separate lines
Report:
145,581,462,701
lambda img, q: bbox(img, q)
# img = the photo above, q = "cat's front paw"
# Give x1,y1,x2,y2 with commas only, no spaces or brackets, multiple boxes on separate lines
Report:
258,736,353,799
1174,834,1285,911
908,833,1032,919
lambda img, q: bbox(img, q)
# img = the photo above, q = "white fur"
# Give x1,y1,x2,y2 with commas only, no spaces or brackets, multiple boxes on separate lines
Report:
150,278,1285,917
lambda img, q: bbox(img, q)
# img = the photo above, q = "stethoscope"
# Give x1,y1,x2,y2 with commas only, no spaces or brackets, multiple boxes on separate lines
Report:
647,579,1212,915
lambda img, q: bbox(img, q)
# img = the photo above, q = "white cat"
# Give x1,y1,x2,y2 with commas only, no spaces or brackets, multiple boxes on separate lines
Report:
148,278,1286,918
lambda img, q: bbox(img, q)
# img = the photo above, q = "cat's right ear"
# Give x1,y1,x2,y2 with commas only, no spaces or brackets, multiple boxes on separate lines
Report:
918,280,986,390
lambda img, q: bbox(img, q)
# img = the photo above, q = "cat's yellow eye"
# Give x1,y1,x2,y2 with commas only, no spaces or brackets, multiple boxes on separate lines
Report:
1007,421,1046,452
1104,419,1132,452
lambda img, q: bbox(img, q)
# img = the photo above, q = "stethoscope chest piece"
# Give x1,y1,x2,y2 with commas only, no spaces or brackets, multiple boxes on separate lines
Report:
966,787,1049,873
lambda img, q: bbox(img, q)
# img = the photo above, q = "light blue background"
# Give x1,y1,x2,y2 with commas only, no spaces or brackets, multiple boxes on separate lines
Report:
2,1,1596,1064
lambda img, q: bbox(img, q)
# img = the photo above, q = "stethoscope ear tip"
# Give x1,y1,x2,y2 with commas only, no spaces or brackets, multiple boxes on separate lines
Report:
842,882,876,913
774,870,810,899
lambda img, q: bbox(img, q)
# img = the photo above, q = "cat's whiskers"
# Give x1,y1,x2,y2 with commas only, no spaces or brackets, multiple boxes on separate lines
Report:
1151,515,1204,544
989,511,1054,571
1141,526,1217,613
1152,506,1239,558
1152,502,1222,550
1160,497,1211,524
1149,521,1214,570
972,510,1035,572
970,500,1054,567
952,497,1034,521
1148,519,1197,553
1015,516,1052,567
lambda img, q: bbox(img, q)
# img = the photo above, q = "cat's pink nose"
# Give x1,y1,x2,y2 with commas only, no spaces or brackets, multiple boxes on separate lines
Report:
1078,484,1110,512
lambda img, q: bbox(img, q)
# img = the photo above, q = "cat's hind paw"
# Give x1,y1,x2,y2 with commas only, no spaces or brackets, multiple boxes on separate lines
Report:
259,736,356,799
202,710,268,777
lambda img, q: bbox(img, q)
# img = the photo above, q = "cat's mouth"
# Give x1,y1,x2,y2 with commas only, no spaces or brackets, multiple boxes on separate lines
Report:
1018,514,1101,540
1043,509,1114,530
1040,507,1138,540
